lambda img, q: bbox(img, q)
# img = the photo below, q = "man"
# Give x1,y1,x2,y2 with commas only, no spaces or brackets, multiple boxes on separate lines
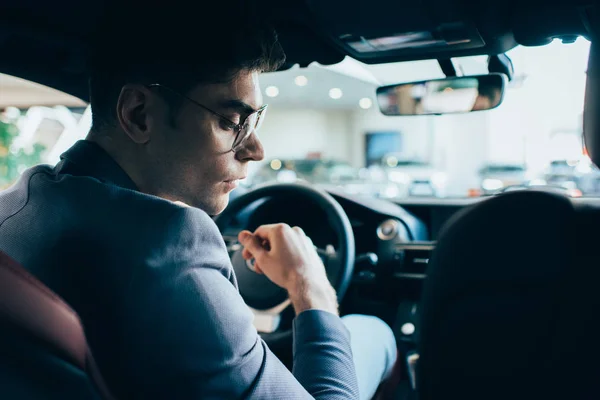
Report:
471,80,502,111
0,2,396,399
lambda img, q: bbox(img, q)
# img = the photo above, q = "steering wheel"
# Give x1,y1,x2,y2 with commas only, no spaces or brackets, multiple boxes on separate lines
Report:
215,182,355,344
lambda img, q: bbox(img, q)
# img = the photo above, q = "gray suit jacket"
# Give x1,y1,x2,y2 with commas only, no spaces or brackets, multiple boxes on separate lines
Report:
0,141,359,399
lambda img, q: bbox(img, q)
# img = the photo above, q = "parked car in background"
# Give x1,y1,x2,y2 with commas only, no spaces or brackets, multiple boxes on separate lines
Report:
478,163,528,194
544,159,580,182
543,158,600,196
248,158,359,187
379,153,448,197
246,158,404,199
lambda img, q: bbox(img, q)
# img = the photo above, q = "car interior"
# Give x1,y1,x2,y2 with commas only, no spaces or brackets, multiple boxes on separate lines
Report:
0,0,599,399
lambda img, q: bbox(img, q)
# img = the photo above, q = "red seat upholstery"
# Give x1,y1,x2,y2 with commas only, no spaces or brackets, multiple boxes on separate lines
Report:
0,251,114,399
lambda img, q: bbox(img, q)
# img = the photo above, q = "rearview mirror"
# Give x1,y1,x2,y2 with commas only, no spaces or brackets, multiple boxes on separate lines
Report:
376,73,507,116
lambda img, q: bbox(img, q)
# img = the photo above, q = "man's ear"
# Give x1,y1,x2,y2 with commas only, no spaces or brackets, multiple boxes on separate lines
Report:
115,84,154,144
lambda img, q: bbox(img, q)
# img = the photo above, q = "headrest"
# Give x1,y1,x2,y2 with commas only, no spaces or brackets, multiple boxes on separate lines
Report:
0,251,87,369
583,6,600,166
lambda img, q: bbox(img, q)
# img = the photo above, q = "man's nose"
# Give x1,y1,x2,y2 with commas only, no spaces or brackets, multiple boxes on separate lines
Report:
235,131,265,162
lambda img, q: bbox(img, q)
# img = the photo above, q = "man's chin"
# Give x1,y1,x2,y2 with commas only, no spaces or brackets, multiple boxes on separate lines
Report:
194,195,230,217
212,198,230,216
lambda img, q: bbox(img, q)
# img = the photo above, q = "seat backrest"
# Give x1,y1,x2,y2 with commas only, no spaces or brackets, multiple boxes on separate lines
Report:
0,251,114,400
418,191,574,399
419,12,600,399
418,189,600,400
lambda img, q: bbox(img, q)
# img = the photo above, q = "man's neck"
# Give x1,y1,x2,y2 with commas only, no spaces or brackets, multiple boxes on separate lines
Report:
86,131,148,193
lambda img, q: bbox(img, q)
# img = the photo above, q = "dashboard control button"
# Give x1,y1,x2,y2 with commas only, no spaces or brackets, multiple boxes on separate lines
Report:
401,322,416,336
377,219,400,241
355,252,379,267
357,270,376,282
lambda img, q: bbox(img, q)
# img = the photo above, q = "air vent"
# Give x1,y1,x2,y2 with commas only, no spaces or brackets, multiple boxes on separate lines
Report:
393,242,435,279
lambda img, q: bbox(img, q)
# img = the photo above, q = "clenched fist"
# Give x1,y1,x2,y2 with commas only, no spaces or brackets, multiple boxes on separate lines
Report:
238,224,338,315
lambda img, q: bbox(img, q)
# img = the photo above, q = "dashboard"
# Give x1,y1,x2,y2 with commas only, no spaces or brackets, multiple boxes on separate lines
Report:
226,188,470,289
223,187,473,347
224,189,600,377
326,192,472,351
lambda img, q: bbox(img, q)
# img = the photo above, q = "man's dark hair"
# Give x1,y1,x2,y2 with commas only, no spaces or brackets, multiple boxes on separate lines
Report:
88,1,286,133
477,76,502,104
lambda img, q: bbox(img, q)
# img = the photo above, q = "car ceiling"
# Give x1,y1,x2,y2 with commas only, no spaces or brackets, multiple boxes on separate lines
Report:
0,0,595,102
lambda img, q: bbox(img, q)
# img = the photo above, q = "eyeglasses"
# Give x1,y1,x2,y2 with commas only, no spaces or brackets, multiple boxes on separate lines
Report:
148,83,268,152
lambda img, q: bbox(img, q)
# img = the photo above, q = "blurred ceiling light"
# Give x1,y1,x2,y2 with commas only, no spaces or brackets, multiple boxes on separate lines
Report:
359,97,372,109
265,86,279,97
329,88,343,99
270,159,282,170
294,75,308,86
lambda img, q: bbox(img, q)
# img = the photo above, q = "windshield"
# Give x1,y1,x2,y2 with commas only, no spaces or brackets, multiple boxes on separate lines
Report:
251,38,592,199
0,38,592,198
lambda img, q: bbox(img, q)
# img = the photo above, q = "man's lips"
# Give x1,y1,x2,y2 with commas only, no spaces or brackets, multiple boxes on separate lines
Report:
224,177,246,182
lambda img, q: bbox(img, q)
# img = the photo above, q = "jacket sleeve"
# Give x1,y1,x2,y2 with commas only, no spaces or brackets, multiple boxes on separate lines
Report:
112,205,359,400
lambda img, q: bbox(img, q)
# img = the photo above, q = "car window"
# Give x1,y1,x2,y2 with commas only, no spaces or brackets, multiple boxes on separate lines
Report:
0,73,89,189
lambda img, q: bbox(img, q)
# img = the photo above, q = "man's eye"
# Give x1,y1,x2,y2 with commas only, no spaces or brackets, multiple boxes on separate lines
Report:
219,118,236,131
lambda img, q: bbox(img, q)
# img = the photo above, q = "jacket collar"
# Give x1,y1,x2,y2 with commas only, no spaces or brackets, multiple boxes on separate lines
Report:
57,140,138,191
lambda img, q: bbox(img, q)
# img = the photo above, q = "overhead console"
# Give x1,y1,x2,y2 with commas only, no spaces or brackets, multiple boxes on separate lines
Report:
298,0,594,64
305,0,516,63
337,22,486,61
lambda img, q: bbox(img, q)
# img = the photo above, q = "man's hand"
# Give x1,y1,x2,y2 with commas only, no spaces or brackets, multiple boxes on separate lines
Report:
238,224,338,315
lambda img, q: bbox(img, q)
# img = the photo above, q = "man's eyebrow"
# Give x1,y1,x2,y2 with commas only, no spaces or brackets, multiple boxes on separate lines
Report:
218,99,260,115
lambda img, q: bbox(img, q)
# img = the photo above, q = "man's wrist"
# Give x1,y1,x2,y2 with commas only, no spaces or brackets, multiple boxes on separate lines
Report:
288,279,339,316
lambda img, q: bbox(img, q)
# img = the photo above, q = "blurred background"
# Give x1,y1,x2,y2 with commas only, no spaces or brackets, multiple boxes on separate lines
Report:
0,38,593,200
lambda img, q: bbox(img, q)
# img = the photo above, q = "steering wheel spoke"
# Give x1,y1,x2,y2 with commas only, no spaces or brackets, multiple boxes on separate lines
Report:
315,244,338,269
314,244,336,258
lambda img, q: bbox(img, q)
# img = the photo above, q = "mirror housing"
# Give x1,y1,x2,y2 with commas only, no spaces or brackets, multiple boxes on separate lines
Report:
376,73,507,116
